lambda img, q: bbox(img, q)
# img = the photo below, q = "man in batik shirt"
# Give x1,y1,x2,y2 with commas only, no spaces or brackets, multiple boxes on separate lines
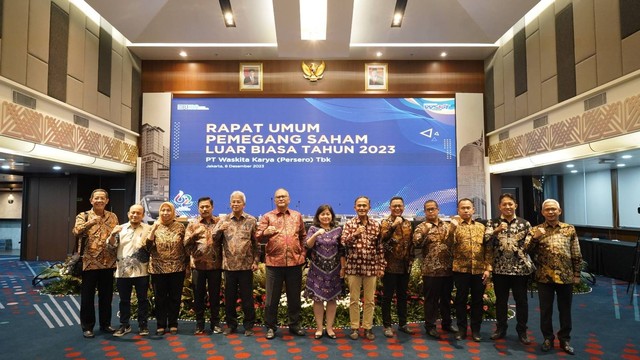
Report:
525,199,581,355
73,188,119,339
184,197,222,335
413,200,457,339
107,204,151,337
342,196,385,341
484,193,533,345
217,191,259,336
256,188,307,340
380,196,415,337
451,198,490,342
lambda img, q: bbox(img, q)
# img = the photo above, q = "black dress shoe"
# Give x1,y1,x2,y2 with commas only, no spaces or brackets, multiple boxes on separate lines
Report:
398,325,415,335
560,342,575,355
541,338,553,352
426,328,441,339
442,324,458,333
100,326,116,333
490,329,506,340
472,332,482,342
289,327,305,336
454,331,466,340
83,330,95,338
518,333,532,345
265,328,275,339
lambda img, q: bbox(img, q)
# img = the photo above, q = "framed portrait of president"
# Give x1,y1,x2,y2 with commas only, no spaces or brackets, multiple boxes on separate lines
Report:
240,63,263,91
365,63,388,91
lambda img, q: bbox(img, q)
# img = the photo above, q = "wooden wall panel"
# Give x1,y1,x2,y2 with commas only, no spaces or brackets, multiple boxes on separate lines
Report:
595,0,622,85
141,60,484,96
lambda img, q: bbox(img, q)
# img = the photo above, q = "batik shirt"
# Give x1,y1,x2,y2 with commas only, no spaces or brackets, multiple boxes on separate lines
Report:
342,216,385,277
220,212,259,271
107,222,150,278
413,220,454,277
380,216,414,274
525,221,582,284
484,216,533,276
73,209,119,271
147,220,187,274
184,215,221,270
452,219,490,275
256,208,306,267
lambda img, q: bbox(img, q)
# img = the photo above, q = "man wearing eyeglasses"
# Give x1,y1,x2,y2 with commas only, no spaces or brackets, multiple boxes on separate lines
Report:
256,188,307,340
380,196,415,338
525,199,581,355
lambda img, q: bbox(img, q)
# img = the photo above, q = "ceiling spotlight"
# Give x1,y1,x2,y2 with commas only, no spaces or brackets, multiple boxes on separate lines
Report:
440,52,447,57
621,154,632,159
53,165,62,170
391,0,408,27
219,0,236,27
617,163,626,167
376,51,383,57
1,165,10,170
179,51,187,57
570,170,578,173
566,164,574,168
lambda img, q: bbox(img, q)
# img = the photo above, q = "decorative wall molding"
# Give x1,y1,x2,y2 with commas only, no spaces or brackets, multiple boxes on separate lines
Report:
488,92,640,164
1,101,137,166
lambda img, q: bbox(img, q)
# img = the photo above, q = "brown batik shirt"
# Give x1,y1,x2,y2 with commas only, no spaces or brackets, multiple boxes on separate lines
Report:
184,215,221,270
413,219,454,277
73,209,119,271
220,212,259,271
342,216,385,277
147,220,187,274
380,216,414,274
452,219,490,275
525,221,582,284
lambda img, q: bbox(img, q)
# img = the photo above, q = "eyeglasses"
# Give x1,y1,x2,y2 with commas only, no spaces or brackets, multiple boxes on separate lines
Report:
424,208,438,212
275,195,288,199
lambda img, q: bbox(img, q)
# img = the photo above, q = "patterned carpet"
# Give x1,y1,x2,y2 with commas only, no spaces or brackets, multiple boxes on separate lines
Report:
1,257,639,359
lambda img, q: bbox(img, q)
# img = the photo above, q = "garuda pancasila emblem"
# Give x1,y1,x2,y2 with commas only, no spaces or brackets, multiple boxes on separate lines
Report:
301,61,326,82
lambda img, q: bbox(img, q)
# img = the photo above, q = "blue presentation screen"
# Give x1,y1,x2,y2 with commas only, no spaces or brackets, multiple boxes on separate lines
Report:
170,98,457,217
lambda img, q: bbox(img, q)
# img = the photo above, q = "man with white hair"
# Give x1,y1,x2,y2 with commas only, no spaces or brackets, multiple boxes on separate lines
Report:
217,191,259,336
525,199,582,355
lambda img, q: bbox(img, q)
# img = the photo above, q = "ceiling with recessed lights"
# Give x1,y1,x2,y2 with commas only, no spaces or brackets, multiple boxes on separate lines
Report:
84,0,541,61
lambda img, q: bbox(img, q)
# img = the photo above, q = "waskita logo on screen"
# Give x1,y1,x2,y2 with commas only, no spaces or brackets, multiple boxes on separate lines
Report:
176,104,210,111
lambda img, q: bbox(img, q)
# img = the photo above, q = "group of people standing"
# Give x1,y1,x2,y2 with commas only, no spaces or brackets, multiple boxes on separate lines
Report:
73,188,582,356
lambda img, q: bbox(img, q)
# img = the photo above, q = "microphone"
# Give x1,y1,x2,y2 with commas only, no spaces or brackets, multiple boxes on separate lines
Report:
270,197,274,210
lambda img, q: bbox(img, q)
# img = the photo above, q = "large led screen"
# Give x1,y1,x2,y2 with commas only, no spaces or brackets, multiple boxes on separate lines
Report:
170,98,457,217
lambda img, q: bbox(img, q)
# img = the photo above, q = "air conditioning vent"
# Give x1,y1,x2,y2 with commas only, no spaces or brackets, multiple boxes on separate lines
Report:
73,115,89,128
498,131,509,141
114,130,125,140
584,92,606,111
12,91,36,109
533,115,548,129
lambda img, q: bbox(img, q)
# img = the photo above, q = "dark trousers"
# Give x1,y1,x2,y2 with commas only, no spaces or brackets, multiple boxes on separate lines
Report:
224,270,256,330
382,272,410,327
151,272,185,329
192,268,222,329
116,276,149,327
80,268,114,331
423,275,453,330
453,272,486,333
493,274,529,334
265,265,302,330
538,282,573,343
